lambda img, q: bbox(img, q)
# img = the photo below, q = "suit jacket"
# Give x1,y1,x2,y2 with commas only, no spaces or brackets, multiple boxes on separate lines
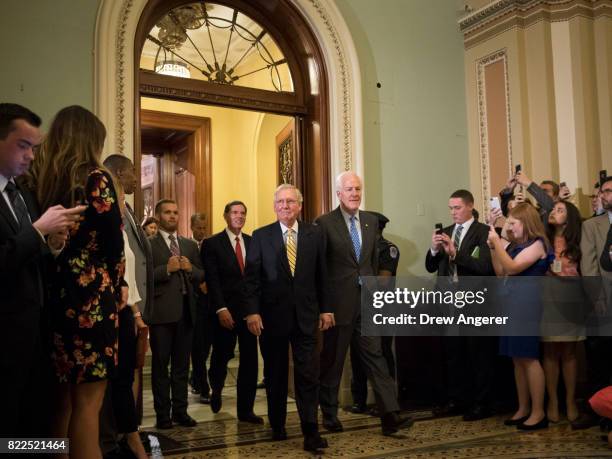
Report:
243,221,327,336
147,231,204,325
0,181,47,366
425,221,493,277
601,222,612,272
581,214,612,305
202,230,251,318
315,207,378,326
123,203,154,316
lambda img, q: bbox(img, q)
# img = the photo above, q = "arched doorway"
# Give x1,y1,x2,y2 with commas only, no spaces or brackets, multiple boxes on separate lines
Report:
94,0,365,220
133,0,330,223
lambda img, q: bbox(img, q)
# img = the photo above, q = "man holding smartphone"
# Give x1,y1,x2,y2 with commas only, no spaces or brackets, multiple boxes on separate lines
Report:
425,189,495,421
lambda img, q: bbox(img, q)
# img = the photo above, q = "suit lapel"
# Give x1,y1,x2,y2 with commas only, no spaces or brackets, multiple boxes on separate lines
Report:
597,216,610,246
125,203,144,249
221,231,241,275
457,223,478,256
273,222,292,277
359,213,372,264
154,233,172,258
294,223,310,275
332,207,358,264
0,195,18,233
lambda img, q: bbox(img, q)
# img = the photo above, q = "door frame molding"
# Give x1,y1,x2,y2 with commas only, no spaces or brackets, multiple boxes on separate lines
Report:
94,0,365,210
140,110,212,228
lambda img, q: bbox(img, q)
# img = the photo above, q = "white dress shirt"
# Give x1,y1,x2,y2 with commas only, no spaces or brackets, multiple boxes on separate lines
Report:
226,227,246,264
279,220,299,244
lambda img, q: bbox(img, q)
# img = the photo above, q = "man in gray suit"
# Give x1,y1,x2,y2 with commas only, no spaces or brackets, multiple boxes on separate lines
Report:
576,176,612,429
148,199,204,429
316,171,412,436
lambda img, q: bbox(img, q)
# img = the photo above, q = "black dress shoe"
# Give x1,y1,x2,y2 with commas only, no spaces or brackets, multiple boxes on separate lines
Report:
504,415,528,426
272,428,287,441
210,391,222,413
517,417,548,431
303,433,329,452
381,411,414,436
571,412,599,430
322,416,343,432
463,405,492,421
172,413,197,427
238,412,264,424
433,401,464,417
349,403,367,414
199,393,211,404
155,418,173,429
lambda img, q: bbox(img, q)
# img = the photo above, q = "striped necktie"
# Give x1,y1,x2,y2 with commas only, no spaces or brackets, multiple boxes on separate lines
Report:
286,228,297,276
449,224,463,281
350,216,361,260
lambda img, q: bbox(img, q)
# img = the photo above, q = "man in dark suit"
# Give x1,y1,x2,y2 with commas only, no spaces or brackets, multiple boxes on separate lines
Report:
101,154,153,456
203,201,262,423
425,189,494,421
244,184,332,452
317,171,412,436
189,212,212,404
148,199,204,429
0,103,84,437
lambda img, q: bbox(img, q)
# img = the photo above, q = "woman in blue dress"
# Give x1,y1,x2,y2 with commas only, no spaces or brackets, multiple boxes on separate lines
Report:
487,203,553,430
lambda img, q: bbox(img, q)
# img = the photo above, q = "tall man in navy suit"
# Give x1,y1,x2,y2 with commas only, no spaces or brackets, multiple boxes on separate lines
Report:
0,103,84,437
244,184,333,452
202,201,262,423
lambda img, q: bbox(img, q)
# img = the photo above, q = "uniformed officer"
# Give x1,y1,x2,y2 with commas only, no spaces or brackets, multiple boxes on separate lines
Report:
349,211,398,414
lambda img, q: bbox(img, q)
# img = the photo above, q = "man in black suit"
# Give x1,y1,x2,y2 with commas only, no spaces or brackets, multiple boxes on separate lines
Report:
317,171,412,436
189,212,212,404
202,201,262,423
244,184,332,452
425,189,494,421
0,103,84,437
147,199,204,429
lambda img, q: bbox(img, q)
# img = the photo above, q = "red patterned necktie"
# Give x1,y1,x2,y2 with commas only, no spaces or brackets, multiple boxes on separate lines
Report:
235,236,245,275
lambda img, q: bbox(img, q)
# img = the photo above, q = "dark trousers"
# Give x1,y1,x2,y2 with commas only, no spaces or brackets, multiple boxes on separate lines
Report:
260,328,319,435
0,326,52,438
444,336,497,407
208,316,258,415
350,336,395,406
150,308,193,420
191,303,212,395
99,308,139,453
320,316,399,418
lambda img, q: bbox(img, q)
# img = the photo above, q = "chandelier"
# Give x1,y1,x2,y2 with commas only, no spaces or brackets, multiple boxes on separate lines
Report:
147,2,291,91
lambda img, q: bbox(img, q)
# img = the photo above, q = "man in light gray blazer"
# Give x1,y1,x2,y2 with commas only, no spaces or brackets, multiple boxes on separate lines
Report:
149,199,204,429
316,171,412,436
577,176,612,429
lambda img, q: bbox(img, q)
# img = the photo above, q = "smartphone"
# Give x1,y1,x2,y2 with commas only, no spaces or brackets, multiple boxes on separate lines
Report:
490,196,501,210
435,223,443,235
515,164,522,174
600,170,608,186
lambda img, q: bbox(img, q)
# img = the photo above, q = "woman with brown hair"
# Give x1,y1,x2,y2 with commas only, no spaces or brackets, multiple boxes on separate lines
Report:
542,200,584,422
487,203,553,431
36,106,125,458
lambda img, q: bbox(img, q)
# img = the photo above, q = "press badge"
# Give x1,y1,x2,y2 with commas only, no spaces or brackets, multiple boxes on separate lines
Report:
552,259,562,273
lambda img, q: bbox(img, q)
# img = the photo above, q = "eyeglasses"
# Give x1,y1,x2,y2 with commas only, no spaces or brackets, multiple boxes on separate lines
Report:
275,199,298,205
601,188,612,194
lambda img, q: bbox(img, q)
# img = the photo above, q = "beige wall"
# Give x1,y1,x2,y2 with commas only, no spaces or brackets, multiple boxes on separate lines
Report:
141,97,288,234
463,8,612,215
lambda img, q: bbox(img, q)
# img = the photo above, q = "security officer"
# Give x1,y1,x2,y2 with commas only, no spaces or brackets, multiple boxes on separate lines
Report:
349,211,399,414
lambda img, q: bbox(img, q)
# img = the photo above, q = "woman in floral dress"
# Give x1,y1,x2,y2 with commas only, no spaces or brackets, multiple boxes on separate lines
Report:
36,106,125,458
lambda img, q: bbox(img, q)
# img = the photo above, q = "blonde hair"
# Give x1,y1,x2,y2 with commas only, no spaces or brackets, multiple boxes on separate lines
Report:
36,106,107,210
508,203,551,250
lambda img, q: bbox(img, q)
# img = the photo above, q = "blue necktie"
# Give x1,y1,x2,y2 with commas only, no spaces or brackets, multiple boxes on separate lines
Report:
350,216,361,261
